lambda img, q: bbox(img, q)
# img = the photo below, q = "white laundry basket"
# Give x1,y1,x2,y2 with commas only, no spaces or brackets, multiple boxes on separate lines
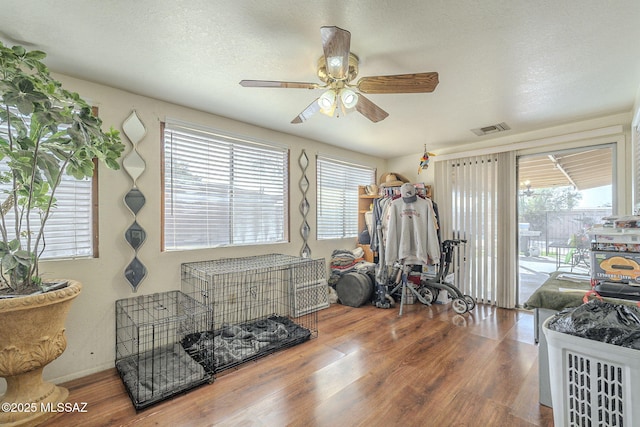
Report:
543,317,640,427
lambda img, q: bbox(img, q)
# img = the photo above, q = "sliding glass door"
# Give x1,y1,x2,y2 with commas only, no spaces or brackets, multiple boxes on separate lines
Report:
517,144,615,306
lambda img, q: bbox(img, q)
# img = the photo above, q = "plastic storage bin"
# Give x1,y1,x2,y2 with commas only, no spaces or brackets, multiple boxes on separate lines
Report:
543,317,640,427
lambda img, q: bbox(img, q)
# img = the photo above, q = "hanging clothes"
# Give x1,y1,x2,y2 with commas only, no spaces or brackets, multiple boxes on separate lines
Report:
370,197,383,253
384,183,440,266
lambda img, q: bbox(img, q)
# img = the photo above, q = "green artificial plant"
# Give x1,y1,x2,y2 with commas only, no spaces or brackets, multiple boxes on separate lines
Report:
0,42,124,294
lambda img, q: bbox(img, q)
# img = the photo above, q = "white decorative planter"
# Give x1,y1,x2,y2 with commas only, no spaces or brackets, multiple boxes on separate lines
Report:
0,281,81,426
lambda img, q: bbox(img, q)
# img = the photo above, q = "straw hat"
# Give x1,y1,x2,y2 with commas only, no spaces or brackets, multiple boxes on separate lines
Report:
379,172,410,187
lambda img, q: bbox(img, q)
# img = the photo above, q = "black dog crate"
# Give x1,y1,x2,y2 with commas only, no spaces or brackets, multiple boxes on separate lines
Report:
115,291,214,410
180,254,327,373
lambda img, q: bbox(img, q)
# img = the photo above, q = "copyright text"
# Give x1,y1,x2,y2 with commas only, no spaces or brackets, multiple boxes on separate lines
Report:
1,401,88,413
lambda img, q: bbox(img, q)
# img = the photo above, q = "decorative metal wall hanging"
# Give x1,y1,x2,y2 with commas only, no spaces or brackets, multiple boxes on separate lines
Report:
122,110,147,292
299,150,311,258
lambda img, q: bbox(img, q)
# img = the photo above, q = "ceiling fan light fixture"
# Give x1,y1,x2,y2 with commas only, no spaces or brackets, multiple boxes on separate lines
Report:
318,89,337,112
241,26,438,124
326,56,344,76
340,88,358,109
327,56,342,68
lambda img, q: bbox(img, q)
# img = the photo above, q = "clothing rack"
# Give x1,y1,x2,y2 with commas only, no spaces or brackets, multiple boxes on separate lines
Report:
372,182,474,315
370,183,435,266
371,183,439,312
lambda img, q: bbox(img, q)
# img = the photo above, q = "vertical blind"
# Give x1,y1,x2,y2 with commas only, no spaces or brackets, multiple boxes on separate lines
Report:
0,118,94,260
163,121,288,250
635,125,640,211
316,156,375,239
434,152,517,308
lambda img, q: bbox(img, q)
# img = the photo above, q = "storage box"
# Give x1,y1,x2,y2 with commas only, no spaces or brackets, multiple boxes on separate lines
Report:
420,267,454,284
422,264,438,276
590,227,640,244
436,290,451,304
591,242,640,253
594,281,640,301
543,317,640,427
590,251,640,284
615,215,640,229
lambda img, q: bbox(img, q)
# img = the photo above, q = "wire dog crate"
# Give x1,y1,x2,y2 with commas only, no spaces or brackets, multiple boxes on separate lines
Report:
180,254,327,373
115,291,214,410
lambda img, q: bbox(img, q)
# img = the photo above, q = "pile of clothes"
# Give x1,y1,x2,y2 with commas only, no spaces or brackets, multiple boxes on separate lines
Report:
328,247,375,287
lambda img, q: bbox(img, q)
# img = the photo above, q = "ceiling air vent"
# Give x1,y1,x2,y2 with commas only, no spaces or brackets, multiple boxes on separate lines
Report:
471,122,511,136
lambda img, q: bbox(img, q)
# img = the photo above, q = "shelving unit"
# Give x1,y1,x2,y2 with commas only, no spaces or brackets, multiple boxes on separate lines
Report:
358,186,379,262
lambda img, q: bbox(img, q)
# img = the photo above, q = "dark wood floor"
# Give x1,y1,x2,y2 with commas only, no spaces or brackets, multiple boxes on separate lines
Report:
46,302,554,426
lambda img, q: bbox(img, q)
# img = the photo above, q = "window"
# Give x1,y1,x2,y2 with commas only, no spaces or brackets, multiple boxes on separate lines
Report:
635,125,640,212
0,165,94,260
0,112,97,260
316,156,375,239
36,172,94,259
162,120,288,250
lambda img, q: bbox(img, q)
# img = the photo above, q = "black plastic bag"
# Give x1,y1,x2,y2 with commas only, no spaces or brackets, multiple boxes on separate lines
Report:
547,300,640,349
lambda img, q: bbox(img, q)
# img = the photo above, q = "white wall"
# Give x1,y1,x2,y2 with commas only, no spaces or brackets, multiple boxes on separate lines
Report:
2,74,386,389
387,113,634,213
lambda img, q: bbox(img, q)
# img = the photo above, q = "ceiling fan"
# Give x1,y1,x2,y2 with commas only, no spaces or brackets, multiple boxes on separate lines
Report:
239,26,439,124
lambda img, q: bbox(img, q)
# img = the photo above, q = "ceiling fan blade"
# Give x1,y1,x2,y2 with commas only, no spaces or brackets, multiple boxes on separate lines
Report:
355,94,389,123
239,80,319,89
291,99,322,124
356,72,439,94
320,26,351,80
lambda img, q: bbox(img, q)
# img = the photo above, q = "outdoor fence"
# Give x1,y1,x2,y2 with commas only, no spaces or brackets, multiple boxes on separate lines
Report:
523,209,611,255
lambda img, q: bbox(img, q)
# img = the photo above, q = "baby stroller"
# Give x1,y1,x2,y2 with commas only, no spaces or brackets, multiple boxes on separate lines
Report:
376,239,475,314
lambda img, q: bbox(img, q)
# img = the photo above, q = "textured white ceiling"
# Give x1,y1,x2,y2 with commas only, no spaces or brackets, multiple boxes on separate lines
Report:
1,0,639,158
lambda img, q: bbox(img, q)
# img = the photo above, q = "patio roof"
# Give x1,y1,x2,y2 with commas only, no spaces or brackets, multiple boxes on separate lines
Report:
518,147,612,191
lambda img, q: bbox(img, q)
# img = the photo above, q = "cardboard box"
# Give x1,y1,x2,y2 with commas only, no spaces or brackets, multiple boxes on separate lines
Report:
590,251,640,284
420,271,454,284
590,227,640,244
436,290,451,304
591,242,640,252
614,215,640,229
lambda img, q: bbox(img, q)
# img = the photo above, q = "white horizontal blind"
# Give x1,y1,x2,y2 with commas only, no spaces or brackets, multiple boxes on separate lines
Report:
163,121,288,250
316,156,375,239
37,176,93,259
0,120,94,260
